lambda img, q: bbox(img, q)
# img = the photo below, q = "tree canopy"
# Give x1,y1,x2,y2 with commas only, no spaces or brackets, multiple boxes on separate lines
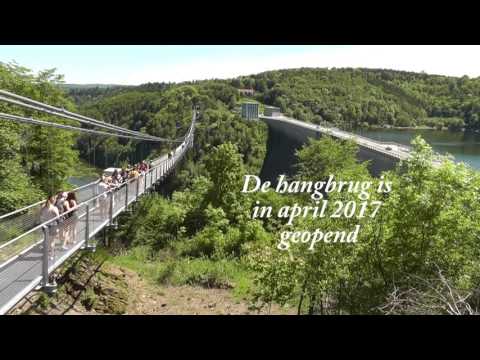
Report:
0,62,79,213
232,68,480,130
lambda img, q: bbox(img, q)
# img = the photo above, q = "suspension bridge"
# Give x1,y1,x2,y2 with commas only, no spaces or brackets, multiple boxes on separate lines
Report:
0,90,196,314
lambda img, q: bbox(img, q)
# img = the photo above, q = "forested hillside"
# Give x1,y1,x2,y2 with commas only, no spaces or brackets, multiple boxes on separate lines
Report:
67,68,480,315
71,67,480,131
235,68,480,130
3,62,480,314
4,63,480,214
73,81,267,189
0,62,268,214
109,136,480,315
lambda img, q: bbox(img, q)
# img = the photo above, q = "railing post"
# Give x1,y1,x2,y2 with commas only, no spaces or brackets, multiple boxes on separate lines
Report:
144,173,147,192
42,227,49,287
42,226,56,293
83,204,95,252
85,204,90,247
109,192,114,225
136,177,140,198
125,183,129,209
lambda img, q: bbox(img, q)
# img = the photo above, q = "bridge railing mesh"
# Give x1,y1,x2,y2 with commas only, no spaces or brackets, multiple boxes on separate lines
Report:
0,136,192,269
0,111,195,315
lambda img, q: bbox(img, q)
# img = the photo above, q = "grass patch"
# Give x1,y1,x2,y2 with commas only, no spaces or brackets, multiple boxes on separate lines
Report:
109,246,253,300
108,246,160,280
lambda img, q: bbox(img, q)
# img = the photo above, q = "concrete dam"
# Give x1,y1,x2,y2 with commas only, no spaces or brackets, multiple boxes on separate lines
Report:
259,115,411,184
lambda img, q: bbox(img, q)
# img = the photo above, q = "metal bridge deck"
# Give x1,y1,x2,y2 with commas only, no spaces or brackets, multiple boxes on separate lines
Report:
0,139,191,314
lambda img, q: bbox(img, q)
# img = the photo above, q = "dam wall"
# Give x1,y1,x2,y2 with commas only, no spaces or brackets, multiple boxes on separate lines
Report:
259,117,400,182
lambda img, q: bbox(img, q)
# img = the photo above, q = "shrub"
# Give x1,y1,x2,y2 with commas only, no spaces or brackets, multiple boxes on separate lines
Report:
179,226,223,258
168,259,241,289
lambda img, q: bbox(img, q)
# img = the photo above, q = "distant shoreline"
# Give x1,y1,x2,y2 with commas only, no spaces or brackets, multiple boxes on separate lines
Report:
370,125,438,130
364,125,468,131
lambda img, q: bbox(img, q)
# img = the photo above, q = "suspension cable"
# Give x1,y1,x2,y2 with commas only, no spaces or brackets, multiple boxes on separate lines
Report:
0,112,184,142
0,93,168,142
0,90,183,143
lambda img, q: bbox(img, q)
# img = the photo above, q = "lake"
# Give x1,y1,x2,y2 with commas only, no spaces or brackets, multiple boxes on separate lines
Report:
68,176,98,188
352,128,480,170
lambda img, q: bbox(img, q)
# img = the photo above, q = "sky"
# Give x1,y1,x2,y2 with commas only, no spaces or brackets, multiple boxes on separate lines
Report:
0,45,479,85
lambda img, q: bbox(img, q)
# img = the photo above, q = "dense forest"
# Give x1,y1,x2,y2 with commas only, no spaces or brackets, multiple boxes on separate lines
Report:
64,68,480,314
74,80,267,188
0,62,268,212
236,68,480,130
69,68,480,132
66,67,480,182
2,63,480,314
112,137,480,314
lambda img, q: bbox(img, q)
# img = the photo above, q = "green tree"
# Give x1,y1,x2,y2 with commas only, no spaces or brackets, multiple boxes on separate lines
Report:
203,142,247,223
295,136,369,181
0,62,79,209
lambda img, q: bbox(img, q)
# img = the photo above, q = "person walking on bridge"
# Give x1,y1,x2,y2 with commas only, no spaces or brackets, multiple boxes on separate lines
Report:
40,195,60,260
112,169,122,187
97,175,110,220
120,168,129,183
139,160,149,174
55,191,69,250
65,192,79,245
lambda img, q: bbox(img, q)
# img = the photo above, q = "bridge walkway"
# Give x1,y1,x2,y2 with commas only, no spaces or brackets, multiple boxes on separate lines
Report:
0,135,193,315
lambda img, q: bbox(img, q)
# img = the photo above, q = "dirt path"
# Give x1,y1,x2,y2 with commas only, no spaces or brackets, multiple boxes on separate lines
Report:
118,266,294,315
11,256,294,315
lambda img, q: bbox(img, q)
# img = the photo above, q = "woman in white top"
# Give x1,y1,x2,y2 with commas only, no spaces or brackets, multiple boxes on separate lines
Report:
55,191,70,250
40,195,60,260
97,176,110,220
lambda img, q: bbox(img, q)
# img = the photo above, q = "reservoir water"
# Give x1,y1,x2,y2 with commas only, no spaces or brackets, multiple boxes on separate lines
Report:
353,128,480,170
68,176,98,188
260,125,480,184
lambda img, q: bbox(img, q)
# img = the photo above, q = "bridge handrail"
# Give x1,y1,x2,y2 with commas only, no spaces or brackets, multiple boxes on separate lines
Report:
0,107,196,315
0,119,194,258
0,178,102,221
0,134,192,269
0,111,196,248
0,160,145,251
0,164,150,248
